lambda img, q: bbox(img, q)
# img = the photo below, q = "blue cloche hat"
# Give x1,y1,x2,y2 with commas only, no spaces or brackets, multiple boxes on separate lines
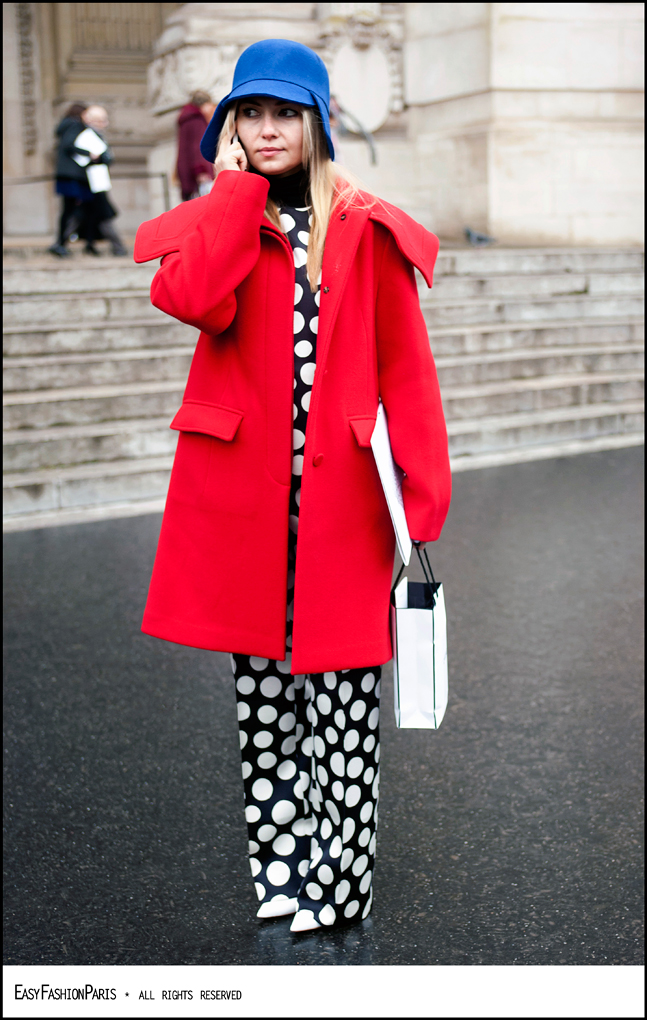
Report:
200,38,334,163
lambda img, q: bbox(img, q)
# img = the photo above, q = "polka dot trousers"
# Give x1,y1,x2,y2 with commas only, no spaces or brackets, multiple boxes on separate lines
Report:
231,653,381,927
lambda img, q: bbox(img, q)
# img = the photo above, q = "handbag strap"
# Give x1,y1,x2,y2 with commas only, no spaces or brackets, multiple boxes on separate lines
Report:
390,544,438,598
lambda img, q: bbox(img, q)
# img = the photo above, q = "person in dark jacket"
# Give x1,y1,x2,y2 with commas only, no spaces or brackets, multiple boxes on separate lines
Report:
77,105,128,257
176,90,216,201
49,102,89,257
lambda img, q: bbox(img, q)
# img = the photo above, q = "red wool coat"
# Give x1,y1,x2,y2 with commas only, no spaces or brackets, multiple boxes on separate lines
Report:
134,170,451,674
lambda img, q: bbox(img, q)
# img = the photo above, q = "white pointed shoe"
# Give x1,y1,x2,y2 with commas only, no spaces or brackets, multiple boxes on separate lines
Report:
257,897,298,919
290,909,321,932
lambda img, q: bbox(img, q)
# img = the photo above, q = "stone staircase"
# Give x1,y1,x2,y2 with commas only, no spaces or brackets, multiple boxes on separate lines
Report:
3,246,644,531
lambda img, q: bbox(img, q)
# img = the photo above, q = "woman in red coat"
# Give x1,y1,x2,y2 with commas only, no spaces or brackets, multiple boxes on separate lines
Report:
134,39,451,932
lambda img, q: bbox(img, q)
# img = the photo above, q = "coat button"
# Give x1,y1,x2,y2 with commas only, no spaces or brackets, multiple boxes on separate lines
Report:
323,286,329,293
340,213,346,220
313,454,324,467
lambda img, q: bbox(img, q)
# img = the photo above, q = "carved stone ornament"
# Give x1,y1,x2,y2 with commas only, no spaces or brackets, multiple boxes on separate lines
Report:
148,43,239,116
319,3,404,134
16,2,38,157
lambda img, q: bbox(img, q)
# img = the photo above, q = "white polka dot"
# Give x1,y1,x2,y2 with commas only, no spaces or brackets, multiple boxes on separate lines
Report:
323,672,337,690
277,712,294,733
251,777,273,801
295,860,308,878
300,362,316,386
257,824,277,842
266,861,291,887
306,882,323,900
257,751,277,769
374,744,381,763
352,854,369,877
345,785,361,808
369,832,377,856
293,774,309,799
335,880,351,904
246,805,261,823
249,840,260,854
306,705,318,728
363,765,375,784
289,515,299,534
284,682,296,702
314,290,320,307
350,700,366,721
250,656,269,672
281,735,296,755
339,681,353,705
292,817,312,836
272,800,296,825
334,711,346,734
293,246,307,268
260,676,282,698
314,741,327,766
319,904,336,926
257,705,277,724
293,310,305,334
292,454,304,475
273,833,296,857
294,488,301,506
293,403,298,421
363,734,376,753
342,821,355,846
294,282,303,305
341,848,354,872
375,680,381,698
358,826,371,846
325,801,341,827
317,765,329,786
297,230,310,246
255,882,266,901
301,391,311,412
372,773,380,798
309,315,318,334
320,818,332,840
360,870,372,894
317,693,332,715
332,780,344,801
294,339,312,358
230,653,237,672
241,761,252,779
360,802,373,823
343,729,359,752
301,735,313,757
276,655,292,674
316,864,333,885
253,730,273,748
344,900,360,918
239,731,248,749
293,428,305,451
362,893,373,919
346,756,364,779
311,844,323,867
367,707,380,730
327,752,343,778
237,676,255,695
237,702,250,721
361,672,376,693
280,212,296,232
277,760,297,781
325,726,338,744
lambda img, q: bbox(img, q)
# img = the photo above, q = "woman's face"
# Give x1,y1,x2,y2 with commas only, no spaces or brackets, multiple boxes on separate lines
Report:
236,97,304,176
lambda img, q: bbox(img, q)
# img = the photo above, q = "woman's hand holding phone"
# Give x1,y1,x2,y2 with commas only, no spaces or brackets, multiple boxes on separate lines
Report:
214,131,247,177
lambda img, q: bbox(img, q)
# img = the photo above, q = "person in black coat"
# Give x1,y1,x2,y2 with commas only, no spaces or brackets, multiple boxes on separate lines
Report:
49,102,89,257
76,105,127,256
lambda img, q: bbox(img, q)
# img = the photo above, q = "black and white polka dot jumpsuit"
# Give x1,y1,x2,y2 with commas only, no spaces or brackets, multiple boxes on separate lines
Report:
230,176,382,928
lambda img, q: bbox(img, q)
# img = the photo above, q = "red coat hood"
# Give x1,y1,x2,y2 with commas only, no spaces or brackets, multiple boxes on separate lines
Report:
134,187,439,287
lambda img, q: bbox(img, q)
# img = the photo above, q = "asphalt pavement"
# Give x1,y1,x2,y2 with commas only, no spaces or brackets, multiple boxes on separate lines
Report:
3,447,644,966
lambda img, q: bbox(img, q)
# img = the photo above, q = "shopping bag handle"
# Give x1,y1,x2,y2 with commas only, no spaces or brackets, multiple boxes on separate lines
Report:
391,544,439,604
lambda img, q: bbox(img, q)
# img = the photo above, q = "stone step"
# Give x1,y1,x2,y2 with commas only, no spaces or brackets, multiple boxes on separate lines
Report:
434,344,644,386
2,262,157,295
429,271,643,300
427,318,644,357
3,380,184,430
3,455,173,518
433,248,644,277
446,401,644,457
3,318,198,357
2,417,178,473
421,292,644,328
3,346,194,392
3,290,156,327
440,371,643,419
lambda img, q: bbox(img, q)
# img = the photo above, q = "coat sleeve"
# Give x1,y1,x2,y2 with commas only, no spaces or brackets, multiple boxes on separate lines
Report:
148,170,270,336
375,227,451,542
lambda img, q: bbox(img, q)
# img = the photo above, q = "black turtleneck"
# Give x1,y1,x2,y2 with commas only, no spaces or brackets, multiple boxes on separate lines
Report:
248,165,310,207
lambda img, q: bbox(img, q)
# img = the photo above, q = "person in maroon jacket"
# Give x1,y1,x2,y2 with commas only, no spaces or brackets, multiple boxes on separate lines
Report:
176,90,216,201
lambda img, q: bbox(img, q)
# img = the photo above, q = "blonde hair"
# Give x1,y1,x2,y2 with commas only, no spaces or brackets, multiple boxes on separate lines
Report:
216,105,373,291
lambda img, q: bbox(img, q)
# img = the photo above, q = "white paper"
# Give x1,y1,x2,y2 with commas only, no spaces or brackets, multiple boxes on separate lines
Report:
370,400,412,565
86,163,111,193
391,579,448,730
71,128,107,167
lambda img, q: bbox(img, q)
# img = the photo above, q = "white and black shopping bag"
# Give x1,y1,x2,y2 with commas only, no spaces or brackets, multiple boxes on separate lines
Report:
390,545,448,729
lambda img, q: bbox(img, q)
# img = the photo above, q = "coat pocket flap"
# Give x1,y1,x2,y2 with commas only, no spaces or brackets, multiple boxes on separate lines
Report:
170,401,243,441
349,415,377,448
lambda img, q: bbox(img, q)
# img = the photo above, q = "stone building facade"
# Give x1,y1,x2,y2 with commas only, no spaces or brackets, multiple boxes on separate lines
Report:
3,2,644,243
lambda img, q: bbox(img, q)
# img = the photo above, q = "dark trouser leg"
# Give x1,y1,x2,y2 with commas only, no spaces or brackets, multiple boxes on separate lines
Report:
57,196,78,246
99,218,127,254
296,665,381,927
